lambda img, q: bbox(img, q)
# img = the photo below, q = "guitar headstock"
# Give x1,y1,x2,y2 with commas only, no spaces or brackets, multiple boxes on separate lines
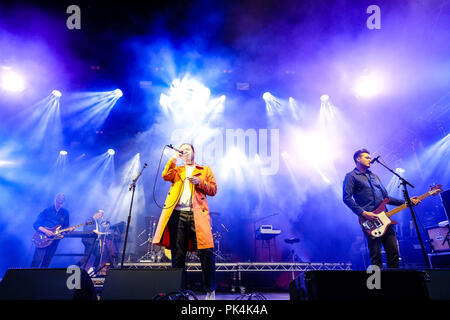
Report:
429,184,443,196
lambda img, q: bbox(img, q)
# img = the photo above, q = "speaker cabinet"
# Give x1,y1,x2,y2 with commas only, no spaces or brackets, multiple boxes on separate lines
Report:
0,268,96,300
100,268,184,300
290,270,429,300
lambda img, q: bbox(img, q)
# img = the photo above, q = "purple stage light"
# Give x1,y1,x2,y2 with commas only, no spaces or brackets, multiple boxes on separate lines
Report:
354,74,382,98
1,67,25,92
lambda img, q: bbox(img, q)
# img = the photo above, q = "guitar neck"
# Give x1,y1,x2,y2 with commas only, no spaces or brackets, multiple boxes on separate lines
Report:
386,192,433,218
59,223,87,233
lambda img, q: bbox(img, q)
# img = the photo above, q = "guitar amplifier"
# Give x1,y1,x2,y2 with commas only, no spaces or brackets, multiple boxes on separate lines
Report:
441,189,450,221
426,224,450,252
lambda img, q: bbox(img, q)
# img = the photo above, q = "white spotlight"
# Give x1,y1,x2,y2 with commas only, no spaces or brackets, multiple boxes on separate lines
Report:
52,90,62,98
107,149,115,156
1,68,25,92
113,89,123,98
262,92,271,100
59,150,68,156
320,94,329,102
355,74,382,98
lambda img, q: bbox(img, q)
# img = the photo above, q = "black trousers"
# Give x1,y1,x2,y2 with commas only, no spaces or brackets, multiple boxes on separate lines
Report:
77,240,101,270
167,210,216,292
30,240,60,268
364,225,399,269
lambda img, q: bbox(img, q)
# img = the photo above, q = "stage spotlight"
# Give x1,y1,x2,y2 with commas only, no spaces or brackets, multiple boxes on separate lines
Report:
113,89,123,98
262,92,271,100
320,94,329,102
355,74,382,98
395,168,405,174
1,68,25,92
107,149,115,156
59,150,68,156
52,90,62,98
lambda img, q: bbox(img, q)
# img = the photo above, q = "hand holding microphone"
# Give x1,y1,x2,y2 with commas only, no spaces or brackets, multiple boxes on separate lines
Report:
167,144,183,163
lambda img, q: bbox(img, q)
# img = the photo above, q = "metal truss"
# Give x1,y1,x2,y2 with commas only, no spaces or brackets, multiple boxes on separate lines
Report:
95,262,352,293
122,262,352,272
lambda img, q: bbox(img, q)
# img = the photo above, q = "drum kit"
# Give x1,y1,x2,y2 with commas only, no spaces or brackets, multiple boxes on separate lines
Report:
138,212,230,263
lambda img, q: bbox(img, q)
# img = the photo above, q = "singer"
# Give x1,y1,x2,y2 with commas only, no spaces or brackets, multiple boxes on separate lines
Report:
342,148,421,269
152,143,217,299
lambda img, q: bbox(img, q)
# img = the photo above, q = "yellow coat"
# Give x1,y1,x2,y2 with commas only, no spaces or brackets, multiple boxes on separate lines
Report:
152,159,217,250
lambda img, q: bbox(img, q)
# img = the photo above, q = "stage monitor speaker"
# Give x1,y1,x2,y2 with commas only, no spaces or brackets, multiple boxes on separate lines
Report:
428,252,450,268
100,268,184,300
0,268,96,300
290,270,429,300
424,269,450,300
441,189,450,222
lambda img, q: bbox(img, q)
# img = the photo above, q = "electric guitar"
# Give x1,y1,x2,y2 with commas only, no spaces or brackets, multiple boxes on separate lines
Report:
359,184,443,238
32,221,94,248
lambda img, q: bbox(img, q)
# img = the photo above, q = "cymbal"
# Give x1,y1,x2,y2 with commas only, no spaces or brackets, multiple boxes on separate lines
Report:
284,238,300,244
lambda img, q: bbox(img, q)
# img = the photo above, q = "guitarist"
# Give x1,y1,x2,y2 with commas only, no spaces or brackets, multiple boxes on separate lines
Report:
31,193,74,268
343,149,421,269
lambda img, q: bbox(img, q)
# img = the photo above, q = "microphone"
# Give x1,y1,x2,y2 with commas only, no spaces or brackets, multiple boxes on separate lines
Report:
370,156,381,164
167,144,184,154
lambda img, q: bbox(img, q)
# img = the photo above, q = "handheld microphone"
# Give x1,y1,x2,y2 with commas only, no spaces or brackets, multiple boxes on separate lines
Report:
167,144,184,154
370,156,381,164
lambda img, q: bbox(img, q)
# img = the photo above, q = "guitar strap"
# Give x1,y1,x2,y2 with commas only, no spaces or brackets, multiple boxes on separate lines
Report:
365,172,378,203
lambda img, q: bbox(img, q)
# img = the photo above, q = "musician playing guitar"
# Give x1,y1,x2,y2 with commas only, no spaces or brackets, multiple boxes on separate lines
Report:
30,193,75,268
343,149,421,269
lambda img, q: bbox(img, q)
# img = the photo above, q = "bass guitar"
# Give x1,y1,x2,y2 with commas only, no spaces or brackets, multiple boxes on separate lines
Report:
359,184,443,238
32,221,94,248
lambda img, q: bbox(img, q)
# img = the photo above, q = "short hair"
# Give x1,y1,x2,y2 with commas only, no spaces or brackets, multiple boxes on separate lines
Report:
180,143,195,153
353,148,370,163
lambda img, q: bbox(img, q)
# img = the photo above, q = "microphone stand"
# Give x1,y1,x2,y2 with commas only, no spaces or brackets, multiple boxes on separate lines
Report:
372,158,431,269
120,162,147,268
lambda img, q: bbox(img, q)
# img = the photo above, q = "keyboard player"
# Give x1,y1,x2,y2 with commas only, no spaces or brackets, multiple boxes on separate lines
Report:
76,210,111,273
